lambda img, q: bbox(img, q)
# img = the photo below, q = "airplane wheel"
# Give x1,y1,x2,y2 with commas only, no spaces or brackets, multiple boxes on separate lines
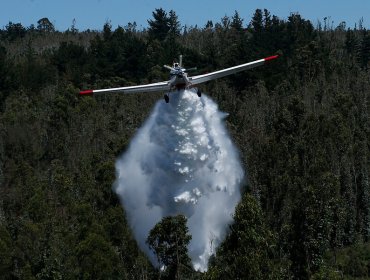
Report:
197,89,202,97
164,94,169,103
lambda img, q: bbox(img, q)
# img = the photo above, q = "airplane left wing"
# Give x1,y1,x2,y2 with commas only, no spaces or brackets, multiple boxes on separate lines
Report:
80,81,171,96
189,55,278,85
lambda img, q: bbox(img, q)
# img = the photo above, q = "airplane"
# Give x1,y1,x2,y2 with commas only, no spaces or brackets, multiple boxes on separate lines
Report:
79,54,279,103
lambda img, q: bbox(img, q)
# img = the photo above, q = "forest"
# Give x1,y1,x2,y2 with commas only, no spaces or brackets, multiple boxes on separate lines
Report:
0,8,369,279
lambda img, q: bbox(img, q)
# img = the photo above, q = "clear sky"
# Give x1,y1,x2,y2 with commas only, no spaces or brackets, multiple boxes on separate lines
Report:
1,0,368,31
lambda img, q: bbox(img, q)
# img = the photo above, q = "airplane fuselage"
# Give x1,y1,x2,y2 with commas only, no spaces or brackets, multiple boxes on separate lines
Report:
169,67,190,90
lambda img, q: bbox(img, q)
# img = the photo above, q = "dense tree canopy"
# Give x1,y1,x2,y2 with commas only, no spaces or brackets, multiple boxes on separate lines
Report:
0,8,369,279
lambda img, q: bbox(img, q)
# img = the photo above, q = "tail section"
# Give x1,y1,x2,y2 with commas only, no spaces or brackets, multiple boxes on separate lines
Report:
179,55,183,67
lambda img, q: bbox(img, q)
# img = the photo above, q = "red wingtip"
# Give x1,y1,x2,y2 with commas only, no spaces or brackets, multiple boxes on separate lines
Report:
264,55,279,62
79,90,93,96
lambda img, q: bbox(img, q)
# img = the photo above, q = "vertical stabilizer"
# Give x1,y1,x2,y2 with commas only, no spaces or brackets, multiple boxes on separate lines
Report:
179,55,183,67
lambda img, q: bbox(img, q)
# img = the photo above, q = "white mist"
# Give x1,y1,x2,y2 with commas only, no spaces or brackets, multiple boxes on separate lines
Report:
114,90,244,271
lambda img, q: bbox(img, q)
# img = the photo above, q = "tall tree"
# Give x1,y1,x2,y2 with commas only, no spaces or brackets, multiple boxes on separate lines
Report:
147,8,170,41
230,10,243,31
37,17,55,32
166,10,181,60
206,193,281,279
168,10,181,37
250,9,263,33
359,33,370,69
146,215,192,279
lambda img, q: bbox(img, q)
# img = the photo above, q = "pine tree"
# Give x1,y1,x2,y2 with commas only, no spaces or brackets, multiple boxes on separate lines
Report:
166,10,181,60
147,8,170,41
230,11,243,31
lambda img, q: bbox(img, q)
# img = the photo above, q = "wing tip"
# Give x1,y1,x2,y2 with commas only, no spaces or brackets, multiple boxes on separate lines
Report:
79,90,94,96
264,55,279,62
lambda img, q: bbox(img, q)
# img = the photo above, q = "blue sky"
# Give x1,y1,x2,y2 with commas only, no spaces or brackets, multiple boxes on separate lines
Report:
1,0,368,31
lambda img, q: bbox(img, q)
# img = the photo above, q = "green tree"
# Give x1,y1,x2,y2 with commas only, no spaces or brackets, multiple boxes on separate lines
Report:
76,232,123,279
206,193,280,279
146,215,192,279
168,10,181,37
4,22,26,41
230,10,243,31
37,17,55,32
0,225,13,279
250,9,263,33
359,33,370,69
148,8,170,41
166,10,181,60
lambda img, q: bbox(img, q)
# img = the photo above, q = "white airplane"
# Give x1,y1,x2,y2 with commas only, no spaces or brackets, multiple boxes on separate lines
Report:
80,54,278,103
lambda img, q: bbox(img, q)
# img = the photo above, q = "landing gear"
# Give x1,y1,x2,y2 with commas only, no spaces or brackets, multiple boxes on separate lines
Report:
164,93,169,103
196,88,202,97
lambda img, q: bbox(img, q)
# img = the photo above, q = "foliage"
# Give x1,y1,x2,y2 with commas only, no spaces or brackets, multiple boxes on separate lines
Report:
0,9,369,280
147,215,192,279
206,193,282,279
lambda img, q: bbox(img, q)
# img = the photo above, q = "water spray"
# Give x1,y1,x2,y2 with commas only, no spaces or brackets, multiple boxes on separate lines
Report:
114,90,244,271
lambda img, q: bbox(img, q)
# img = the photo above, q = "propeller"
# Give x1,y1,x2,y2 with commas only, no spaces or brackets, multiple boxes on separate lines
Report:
185,67,197,72
164,65,175,71
163,65,197,72
163,55,197,74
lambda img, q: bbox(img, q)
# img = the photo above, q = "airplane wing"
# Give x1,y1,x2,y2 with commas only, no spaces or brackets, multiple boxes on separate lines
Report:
189,55,278,85
80,55,278,96
80,81,171,96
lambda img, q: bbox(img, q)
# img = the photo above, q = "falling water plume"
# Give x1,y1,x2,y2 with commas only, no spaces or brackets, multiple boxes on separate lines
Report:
114,89,244,271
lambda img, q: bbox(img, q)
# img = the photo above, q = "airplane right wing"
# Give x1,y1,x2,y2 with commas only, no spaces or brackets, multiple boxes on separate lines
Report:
189,55,278,85
80,80,171,96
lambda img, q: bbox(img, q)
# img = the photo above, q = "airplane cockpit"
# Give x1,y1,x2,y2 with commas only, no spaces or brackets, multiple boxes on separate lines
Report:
170,62,183,77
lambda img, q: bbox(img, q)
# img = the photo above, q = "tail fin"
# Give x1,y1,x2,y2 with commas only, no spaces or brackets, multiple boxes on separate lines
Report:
179,55,183,67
